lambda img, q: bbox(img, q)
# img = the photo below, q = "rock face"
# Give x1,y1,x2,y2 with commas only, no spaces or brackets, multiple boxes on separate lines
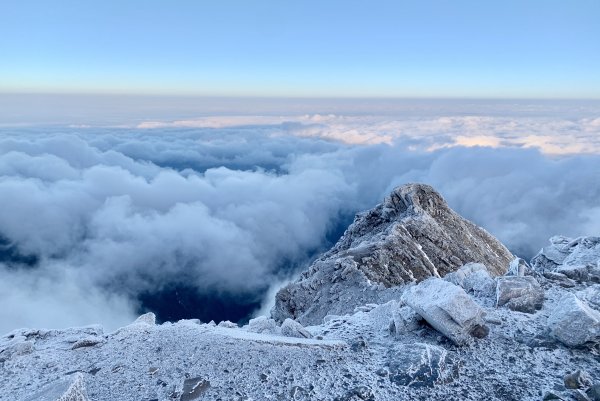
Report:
547,293,600,347
272,183,514,325
402,278,489,345
496,276,544,313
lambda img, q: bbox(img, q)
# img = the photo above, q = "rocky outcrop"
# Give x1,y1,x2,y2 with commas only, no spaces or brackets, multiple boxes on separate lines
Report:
272,183,514,325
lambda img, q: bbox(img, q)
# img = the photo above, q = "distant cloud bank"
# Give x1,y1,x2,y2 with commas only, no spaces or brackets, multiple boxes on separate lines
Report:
1,101,599,333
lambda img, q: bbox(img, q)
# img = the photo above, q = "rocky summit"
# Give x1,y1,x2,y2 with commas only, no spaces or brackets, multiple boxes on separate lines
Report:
272,183,514,325
1,184,600,401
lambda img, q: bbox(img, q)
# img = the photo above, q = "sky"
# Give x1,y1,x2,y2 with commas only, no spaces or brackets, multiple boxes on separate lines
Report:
1,0,599,98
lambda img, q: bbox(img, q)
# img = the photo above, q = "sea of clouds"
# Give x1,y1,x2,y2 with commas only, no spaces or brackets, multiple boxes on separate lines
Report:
1,100,599,333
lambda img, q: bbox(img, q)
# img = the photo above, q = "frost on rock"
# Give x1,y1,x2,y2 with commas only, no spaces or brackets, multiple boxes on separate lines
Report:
24,374,88,401
387,343,458,388
245,316,279,334
273,183,513,325
547,293,600,347
280,318,312,339
507,257,534,277
444,263,496,298
402,278,489,345
217,321,238,329
496,276,544,314
531,236,600,283
133,312,156,326
391,304,421,336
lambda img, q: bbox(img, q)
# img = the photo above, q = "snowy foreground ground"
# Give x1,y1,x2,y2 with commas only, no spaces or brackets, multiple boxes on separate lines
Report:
1,185,599,401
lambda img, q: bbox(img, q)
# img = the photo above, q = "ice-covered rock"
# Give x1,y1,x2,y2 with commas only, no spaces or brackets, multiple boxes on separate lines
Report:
578,285,600,311
547,293,600,347
402,278,489,345
390,304,421,335
24,373,88,401
532,236,600,282
246,316,279,334
280,318,312,339
444,263,496,298
217,320,238,329
273,183,513,325
387,343,458,388
543,271,577,288
180,377,210,401
507,257,534,276
133,312,156,326
564,370,593,390
496,276,544,313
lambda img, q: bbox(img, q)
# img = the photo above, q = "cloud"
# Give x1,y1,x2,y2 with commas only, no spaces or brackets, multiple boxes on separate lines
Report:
0,104,599,333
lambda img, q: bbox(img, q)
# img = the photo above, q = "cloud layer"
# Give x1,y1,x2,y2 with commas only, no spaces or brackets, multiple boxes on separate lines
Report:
1,106,599,333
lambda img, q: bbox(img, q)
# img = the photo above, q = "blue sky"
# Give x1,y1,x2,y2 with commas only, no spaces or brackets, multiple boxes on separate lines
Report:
1,0,599,98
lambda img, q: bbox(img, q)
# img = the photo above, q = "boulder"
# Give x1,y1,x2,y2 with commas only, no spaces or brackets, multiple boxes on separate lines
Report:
180,377,210,401
564,370,593,390
402,278,489,345
532,236,600,283
578,285,600,311
543,271,576,288
587,384,600,401
133,312,156,326
387,343,458,388
280,318,312,339
390,305,421,335
24,373,88,401
507,257,533,277
246,316,279,335
217,320,238,329
496,276,544,313
444,263,496,297
547,293,600,347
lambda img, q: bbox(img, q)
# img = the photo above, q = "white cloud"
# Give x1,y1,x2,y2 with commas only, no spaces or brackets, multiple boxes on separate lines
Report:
1,102,599,333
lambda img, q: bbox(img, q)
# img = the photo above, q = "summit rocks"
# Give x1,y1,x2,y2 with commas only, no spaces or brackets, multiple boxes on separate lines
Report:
273,183,514,325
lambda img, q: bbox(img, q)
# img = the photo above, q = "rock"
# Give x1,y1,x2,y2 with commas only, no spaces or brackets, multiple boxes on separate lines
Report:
543,271,576,288
444,263,496,297
280,318,312,339
273,183,513,325
573,389,593,401
180,377,210,401
548,293,600,347
507,257,533,276
496,276,544,313
24,373,88,401
217,320,238,329
390,305,421,335
402,278,488,345
564,370,593,389
532,236,600,283
587,384,600,401
134,312,156,326
246,316,279,334
578,286,600,311
543,390,567,400
71,338,104,350
387,343,458,388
